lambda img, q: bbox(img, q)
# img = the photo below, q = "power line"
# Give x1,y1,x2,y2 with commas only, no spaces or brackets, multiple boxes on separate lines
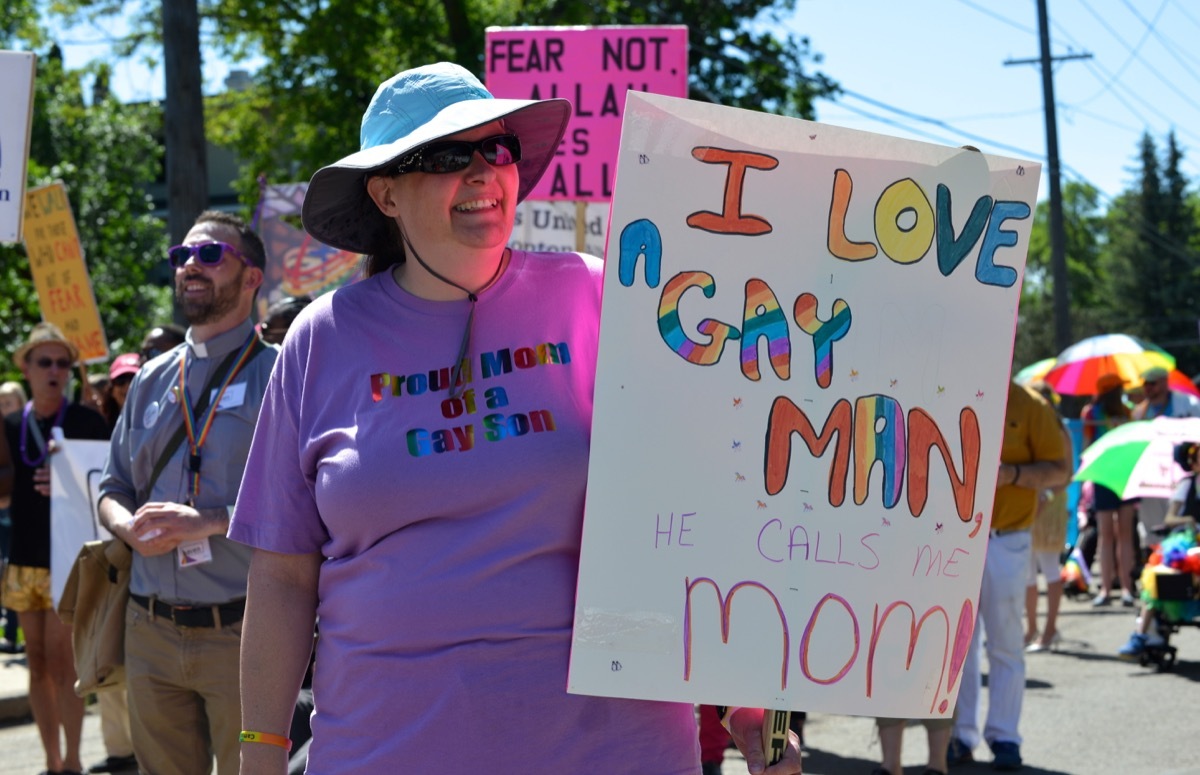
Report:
827,87,1104,179
1101,1,1200,113
1167,0,1200,35
1047,3,1200,177
820,87,1197,269
1120,0,1200,87
835,89,1049,160
991,4,1199,181
953,0,1037,35
1075,0,1164,98
803,2,1199,279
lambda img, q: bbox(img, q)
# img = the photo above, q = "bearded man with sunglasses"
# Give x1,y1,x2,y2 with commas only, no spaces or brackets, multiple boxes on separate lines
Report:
99,210,277,775
0,322,109,775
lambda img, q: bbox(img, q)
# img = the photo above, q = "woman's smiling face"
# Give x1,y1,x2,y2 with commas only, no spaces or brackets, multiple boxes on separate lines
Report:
386,121,520,257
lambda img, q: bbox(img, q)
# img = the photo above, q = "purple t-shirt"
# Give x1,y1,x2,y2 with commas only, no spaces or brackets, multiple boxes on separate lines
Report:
230,251,699,773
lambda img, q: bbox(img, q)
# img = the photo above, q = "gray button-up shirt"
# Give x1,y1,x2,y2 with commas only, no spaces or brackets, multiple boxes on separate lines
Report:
100,318,278,605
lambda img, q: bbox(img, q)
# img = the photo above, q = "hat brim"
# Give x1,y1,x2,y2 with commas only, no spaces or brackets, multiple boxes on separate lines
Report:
110,362,141,380
302,97,571,255
14,334,80,368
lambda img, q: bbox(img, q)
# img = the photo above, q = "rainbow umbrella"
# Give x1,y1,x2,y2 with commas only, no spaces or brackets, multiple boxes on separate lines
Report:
1042,334,1175,396
1073,417,1200,500
1168,369,1200,397
1014,357,1055,385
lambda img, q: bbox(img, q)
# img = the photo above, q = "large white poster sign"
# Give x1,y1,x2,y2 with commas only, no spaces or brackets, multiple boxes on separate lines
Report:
569,92,1041,718
0,50,36,243
49,434,113,607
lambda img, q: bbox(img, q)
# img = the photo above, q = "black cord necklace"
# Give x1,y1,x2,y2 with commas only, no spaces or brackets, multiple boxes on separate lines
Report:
398,232,508,400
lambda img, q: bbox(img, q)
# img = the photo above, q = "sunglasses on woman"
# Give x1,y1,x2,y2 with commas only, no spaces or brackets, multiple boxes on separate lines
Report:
167,241,252,269
392,134,522,175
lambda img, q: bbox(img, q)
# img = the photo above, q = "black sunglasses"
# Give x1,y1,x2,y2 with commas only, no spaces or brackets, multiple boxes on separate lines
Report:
392,134,522,175
34,357,72,370
167,241,251,269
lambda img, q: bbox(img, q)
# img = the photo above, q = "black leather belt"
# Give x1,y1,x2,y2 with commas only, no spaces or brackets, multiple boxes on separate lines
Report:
130,593,245,628
990,527,1029,537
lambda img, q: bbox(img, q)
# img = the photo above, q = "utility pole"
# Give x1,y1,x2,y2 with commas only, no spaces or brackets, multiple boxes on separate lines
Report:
1005,0,1090,353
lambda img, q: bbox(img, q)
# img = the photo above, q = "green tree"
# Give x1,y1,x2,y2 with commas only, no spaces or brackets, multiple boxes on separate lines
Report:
0,0,43,46
1015,180,1107,368
1100,132,1200,373
45,0,836,211
0,49,172,381
199,0,837,205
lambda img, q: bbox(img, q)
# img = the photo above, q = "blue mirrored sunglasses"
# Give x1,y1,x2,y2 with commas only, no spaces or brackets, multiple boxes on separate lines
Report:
167,241,251,269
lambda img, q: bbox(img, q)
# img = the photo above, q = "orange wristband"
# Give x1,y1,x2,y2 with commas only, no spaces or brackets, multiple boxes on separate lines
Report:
239,730,293,752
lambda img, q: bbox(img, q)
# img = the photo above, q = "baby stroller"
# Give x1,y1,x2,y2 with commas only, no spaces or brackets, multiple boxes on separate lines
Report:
1138,570,1200,669
1133,527,1200,670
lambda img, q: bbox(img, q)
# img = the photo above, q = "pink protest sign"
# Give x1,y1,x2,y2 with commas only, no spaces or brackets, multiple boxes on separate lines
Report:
485,26,688,202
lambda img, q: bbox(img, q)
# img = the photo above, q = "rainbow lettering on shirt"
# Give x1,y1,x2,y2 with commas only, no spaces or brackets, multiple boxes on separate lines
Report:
369,341,573,458
370,361,472,402
369,342,571,402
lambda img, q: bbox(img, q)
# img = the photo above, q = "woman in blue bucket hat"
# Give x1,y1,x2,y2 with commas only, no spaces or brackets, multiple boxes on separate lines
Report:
230,63,801,774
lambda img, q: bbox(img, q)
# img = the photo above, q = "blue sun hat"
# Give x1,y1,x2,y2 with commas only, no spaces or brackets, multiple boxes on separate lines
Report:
302,62,571,254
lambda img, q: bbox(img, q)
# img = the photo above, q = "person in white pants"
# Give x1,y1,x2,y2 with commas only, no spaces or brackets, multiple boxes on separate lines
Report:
950,382,1071,771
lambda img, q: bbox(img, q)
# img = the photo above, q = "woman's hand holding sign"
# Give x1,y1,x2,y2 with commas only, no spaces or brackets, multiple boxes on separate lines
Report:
726,707,803,774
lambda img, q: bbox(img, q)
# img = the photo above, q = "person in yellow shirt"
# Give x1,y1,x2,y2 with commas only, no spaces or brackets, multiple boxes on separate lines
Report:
949,382,1072,771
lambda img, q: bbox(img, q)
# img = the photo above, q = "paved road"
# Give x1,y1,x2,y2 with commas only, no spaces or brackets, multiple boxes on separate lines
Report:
1,590,1198,774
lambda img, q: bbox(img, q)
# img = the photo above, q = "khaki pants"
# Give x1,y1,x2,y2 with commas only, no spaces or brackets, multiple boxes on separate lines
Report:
124,601,242,775
99,688,134,758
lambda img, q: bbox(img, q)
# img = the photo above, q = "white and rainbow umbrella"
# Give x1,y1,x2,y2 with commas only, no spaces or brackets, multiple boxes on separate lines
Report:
1074,417,1200,500
1043,333,1174,396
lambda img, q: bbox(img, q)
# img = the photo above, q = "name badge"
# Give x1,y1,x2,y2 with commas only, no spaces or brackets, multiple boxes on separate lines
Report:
213,382,247,411
178,537,213,567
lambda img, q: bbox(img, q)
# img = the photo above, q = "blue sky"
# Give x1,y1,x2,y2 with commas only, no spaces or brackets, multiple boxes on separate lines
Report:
51,1,1199,205
788,0,1200,205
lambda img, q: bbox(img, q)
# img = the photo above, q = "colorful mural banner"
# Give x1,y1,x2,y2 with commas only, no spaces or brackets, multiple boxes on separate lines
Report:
0,50,35,244
23,182,109,362
485,25,689,202
254,180,361,318
569,93,1042,718
49,435,112,608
